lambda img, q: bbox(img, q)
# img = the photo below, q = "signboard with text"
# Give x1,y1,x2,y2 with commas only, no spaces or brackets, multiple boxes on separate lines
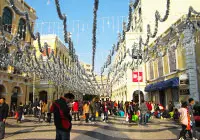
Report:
132,72,143,82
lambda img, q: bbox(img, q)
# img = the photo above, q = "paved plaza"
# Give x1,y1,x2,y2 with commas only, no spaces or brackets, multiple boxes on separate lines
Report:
3,116,182,140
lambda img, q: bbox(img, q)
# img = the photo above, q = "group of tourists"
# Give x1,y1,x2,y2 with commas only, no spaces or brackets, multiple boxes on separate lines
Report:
1,93,200,140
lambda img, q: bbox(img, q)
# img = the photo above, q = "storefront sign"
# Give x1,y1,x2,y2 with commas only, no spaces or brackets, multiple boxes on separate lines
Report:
132,72,143,82
179,89,190,95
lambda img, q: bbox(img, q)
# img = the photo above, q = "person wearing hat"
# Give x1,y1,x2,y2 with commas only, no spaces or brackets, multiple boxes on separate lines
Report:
0,97,9,139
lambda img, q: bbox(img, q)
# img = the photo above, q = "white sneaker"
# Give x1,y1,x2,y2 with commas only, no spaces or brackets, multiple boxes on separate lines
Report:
192,137,198,140
179,137,184,140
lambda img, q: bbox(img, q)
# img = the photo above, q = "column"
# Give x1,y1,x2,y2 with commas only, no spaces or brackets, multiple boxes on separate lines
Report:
183,24,199,101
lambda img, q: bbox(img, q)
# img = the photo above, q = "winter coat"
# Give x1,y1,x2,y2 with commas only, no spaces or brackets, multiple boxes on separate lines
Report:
0,103,9,121
179,108,189,126
139,103,148,114
73,102,79,112
83,104,89,114
50,97,72,131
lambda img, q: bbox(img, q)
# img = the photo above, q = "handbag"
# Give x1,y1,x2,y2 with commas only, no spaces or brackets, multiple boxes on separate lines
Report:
101,113,104,120
132,115,139,121
21,115,25,120
96,111,99,117
126,114,129,121
108,110,110,115
14,112,18,119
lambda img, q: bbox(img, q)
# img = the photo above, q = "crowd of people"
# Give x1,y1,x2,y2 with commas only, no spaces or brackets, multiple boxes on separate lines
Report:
1,94,200,140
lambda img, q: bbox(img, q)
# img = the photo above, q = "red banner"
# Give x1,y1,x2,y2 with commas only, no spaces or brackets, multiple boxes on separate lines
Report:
132,72,143,82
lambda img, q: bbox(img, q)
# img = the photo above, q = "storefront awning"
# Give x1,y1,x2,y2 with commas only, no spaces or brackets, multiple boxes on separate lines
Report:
145,77,179,92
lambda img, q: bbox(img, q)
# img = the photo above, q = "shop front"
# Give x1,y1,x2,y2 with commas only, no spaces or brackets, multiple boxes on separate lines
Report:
145,77,179,108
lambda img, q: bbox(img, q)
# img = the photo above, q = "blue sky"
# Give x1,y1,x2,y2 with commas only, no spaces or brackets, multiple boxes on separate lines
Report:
25,0,129,73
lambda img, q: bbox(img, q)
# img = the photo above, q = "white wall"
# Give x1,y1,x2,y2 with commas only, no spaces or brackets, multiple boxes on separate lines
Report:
141,0,200,44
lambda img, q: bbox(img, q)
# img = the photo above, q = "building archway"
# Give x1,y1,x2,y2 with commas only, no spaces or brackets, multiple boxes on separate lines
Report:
11,86,21,106
132,90,144,103
0,84,6,97
39,91,47,103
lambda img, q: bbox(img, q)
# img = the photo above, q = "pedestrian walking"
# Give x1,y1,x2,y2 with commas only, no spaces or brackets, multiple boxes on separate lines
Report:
47,101,52,123
17,102,24,123
37,100,43,123
73,100,80,121
50,93,75,140
33,98,39,117
41,101,47,122
179,101,192,140
0,97,9,139
83,101,90,123
89,98,96,122
188,98,198,140
103,102,109,122
139,100,148,125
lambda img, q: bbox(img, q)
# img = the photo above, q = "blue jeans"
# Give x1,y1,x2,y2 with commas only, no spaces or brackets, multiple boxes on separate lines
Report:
139,113,147,125
56,129,70,140
104,112,108,121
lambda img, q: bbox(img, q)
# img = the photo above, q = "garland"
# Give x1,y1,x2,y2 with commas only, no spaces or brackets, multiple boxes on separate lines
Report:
92,0,99,72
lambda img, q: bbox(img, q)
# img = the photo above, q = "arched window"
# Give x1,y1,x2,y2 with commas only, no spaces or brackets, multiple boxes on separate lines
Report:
18,18,26,40
2,7,13,33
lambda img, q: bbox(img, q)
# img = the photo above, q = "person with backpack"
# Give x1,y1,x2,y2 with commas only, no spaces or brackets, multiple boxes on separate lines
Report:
178,101,193,140
50,93,75,140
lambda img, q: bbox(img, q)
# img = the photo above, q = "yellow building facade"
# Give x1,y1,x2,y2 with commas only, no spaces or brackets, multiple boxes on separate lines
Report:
33,35,83,102
0,0,36,107
111,0,200,104
145,16,200,109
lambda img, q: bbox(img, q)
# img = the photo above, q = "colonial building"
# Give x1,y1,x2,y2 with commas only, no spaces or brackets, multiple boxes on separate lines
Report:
33,34,83,102
145,16,200,109
0,0,36,106
111,0,200,104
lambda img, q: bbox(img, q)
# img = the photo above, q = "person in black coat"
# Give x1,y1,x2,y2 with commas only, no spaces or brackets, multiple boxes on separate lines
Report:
50,93,75,140
0,97,9,139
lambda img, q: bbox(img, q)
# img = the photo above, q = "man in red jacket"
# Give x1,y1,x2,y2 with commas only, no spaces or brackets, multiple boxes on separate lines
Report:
50,93,74,140
73,100,80,121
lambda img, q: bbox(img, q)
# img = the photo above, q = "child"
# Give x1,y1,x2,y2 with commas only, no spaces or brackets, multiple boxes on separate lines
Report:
178,102,192,140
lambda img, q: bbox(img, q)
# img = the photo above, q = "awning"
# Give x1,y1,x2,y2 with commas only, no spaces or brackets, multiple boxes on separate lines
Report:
145,77,179,92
